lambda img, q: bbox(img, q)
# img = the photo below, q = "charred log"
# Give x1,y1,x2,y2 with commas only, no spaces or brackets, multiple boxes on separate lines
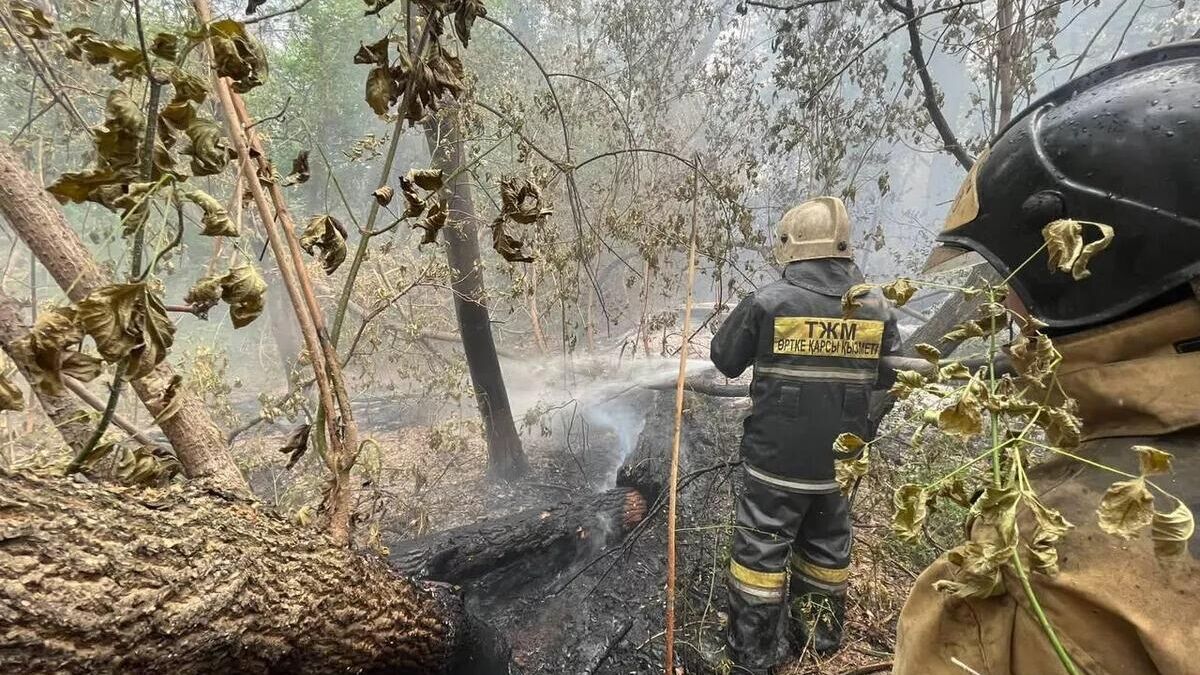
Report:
388,488,647,586
0,470,509,674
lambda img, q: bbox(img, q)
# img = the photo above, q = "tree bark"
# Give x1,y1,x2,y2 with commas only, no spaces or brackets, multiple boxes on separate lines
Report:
0,145,248,495
424,112,528,480
0,469,509,674
389,488,646,586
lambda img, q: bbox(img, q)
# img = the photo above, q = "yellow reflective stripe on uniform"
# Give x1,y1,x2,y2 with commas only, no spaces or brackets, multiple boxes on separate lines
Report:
754,363,876,382
729,560,787,590
772,317,884,360
791,556,850,585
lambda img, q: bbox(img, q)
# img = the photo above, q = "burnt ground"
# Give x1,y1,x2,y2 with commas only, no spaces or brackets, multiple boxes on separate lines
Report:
370,389,915,675
234,384,918,675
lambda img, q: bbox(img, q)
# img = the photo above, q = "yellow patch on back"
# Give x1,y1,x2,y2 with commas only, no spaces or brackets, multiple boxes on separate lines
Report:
774,317,884,359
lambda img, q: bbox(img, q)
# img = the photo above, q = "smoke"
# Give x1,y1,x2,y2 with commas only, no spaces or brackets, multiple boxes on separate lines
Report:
582,395,646,487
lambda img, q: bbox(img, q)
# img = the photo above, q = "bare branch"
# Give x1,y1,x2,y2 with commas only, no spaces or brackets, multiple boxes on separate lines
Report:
243,0,315,25
744,0,838,10
889,0,975,171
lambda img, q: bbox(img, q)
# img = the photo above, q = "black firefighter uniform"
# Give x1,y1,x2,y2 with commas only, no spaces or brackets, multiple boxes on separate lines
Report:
710,258,901,667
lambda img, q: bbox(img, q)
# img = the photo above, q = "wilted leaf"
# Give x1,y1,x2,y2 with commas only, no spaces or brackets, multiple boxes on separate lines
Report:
841,283,873,318
933,540,1008,599
835,447,869,496
1042,219,1114,281
1152,499,1194,558
180,186,237,236
373,185,395,206
48,90,144,204
184,117,236,176
246,0,268,14
497,177,552,225
153,374,185,425
492,221,534,263
76,283,175,380
1133,445,1173,477
409,168,444,191
167,67,208,105
888,369,926,400
300,215,348,275
892,484,928,541
365,66,395,116
1097,477,1155,539
414,195,447,245
454,0,487,46
150,33,180,60
283,151,310,186
208,19,269,93
64,28,146,80
1041,405,1081,450
937,382,984,438
220,264,267,328
364,0,398,16
12,4,55,40
12,306,96,395
184,274,223,317
1025,492,1073,575
0,359,25,412
1010,331,1060,386
881,278,917,307
279,423,312,470
354,37,389,65
938,361,971,381
915,343,941,364
833,432,866,456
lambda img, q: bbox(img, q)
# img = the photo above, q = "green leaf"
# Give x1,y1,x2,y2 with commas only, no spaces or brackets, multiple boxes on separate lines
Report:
220,264,267,328
881,278,917,307
1151,499,1194,558
891,484,928,541
300,215,348,275
1133,445,1173,477
1097,477,1155,539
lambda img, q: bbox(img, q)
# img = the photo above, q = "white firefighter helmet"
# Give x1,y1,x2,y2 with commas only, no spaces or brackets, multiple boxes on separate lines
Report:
774,196,852,265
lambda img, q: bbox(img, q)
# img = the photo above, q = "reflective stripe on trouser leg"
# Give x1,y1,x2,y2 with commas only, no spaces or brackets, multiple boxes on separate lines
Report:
727,472,806,669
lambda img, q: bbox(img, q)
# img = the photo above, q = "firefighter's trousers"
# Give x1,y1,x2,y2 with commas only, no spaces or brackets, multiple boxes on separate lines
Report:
726,469,851,669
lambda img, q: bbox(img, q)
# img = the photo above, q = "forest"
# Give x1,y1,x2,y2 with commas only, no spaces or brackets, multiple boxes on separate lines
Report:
1,0,1198,673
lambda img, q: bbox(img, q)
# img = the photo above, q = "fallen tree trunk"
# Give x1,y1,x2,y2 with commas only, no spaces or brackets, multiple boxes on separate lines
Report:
0,145,248,495
389,488,647,586
0,469,509,674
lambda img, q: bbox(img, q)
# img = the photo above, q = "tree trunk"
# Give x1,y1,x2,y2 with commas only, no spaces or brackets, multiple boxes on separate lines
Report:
0,469,509,674
0,145,248,495
389,488,646,586
424,112,528,480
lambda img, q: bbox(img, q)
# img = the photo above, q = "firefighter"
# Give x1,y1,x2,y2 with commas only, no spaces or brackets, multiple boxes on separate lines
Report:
894,42,1200,674
711,196,902,672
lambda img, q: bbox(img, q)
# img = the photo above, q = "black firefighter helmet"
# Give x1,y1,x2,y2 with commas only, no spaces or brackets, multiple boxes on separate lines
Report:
926,41,1200,331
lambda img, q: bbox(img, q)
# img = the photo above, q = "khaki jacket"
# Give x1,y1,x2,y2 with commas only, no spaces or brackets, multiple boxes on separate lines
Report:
894,301,1200,674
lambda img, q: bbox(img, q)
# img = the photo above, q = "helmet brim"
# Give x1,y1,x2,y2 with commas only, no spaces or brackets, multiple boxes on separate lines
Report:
922,244,984,274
